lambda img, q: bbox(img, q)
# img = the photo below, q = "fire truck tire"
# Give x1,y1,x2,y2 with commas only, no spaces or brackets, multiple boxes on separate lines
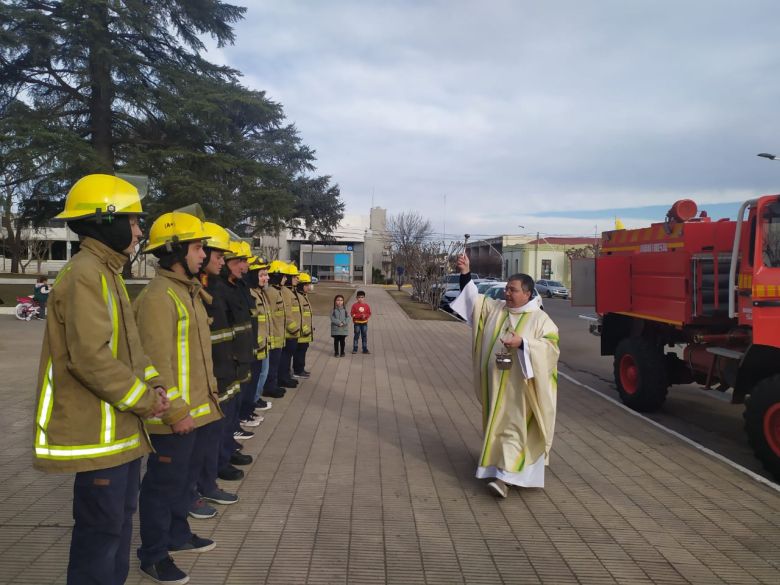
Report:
613,337,668,412
744,375,780,480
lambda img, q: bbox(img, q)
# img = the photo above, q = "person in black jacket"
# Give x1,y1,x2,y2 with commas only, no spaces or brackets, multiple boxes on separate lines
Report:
192,224,243,517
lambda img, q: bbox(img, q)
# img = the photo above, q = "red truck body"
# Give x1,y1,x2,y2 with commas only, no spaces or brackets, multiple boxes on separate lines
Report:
594,196,780,478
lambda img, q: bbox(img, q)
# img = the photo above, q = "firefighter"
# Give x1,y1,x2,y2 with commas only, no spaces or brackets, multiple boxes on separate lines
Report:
134,210,222,584
278,262,302,387
219,241,256,469
247,256,274,410
293,272,314,378
33,174,169,585
237,243,264,429
190,221,241,520
262,260,291,398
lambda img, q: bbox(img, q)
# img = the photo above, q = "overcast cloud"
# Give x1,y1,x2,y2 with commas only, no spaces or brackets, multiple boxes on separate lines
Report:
205,0,780,238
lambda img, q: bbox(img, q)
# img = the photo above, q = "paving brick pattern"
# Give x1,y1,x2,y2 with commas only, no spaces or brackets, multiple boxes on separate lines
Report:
1,288,779,584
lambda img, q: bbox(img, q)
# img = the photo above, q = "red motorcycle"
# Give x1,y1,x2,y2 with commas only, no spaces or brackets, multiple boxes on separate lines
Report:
15,296,40,321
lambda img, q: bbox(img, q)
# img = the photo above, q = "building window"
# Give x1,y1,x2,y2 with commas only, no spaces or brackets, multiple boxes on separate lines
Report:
541,259,552,280
514,259,519,273
504,259,509,278
51,241,68,260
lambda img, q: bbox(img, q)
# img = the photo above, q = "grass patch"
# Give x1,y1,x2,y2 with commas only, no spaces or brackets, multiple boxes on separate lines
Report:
387,289,458,321
307,283,358,315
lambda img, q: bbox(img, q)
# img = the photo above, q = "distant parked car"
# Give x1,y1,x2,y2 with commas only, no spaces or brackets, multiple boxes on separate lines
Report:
311,276,319,284
484,284,544,310
536,279,569,299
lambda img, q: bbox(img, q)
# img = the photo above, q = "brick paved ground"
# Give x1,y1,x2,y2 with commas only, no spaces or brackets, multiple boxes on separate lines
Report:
1,287,779,584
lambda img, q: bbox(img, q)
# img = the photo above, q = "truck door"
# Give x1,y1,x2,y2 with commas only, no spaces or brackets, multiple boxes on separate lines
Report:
752,197,780,347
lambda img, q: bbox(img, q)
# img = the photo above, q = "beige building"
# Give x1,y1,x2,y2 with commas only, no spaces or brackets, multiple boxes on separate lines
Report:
503,237,598,287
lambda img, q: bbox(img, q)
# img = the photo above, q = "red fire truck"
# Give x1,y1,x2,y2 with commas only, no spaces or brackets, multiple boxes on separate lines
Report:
592,196,780,478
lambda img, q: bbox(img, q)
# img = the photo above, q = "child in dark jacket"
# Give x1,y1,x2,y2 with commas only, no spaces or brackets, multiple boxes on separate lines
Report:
33,276,50,319
330,295,350,357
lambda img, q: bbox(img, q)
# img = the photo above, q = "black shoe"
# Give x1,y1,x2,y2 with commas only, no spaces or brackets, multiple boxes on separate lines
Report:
279,379,298,388
169,533,216,555
254,399,272,411
262,388,285,398
334,352,339,357
340,353,345,357
230,452,253,466
233,429,254,441
292,371,311,378
363,349,370,354
218,465,244,481
352,349,358,354
139,556,189,584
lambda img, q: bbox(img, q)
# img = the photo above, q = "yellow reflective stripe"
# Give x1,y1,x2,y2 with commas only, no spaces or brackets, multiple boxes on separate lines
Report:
190,403,211,418
53,265,72,287
166,386,181,401
144,366,159,381
35,434,141,460
167,289,190,405
101,401,115,443
116,378,146,411
36,359,55,446
218,382,241,402
117,275,131,302
100,274,119,358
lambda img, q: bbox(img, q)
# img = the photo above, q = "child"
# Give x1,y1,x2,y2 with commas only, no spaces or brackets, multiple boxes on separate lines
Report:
350,290,372,354
330,294,349,357
33,276,50,319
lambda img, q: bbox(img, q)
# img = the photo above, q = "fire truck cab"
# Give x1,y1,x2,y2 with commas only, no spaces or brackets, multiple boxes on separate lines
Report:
594,195,780,478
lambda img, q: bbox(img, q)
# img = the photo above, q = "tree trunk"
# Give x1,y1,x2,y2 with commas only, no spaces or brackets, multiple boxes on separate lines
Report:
86,1,115,172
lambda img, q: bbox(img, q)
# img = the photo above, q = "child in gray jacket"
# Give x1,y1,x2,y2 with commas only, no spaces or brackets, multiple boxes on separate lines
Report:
330,294,350,357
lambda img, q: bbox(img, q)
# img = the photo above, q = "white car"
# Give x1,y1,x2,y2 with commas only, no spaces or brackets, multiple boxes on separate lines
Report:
484,283,544,310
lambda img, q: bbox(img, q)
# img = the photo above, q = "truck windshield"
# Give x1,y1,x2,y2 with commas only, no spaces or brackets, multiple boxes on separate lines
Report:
762,201,780,268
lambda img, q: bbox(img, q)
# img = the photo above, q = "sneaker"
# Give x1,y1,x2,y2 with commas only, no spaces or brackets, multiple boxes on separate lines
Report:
233,430,254,440
255,399,272,411
202,488,239,505
292,371,310,378
230,452,253,466
352,349,358,354
278,379,298,388
262,388,285,399
218,465,244,481
362,349,370,354
240,416,261,427
334,352,339,357
487,478,508,498
340,353,345,357
139,556,189,584
188,498,217,519
169,534,216,555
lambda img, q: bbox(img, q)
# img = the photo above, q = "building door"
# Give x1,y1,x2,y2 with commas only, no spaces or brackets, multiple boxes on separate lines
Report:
334,253,351,281
541,259,552,280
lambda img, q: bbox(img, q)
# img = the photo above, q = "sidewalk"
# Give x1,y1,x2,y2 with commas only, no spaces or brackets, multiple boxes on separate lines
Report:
1,287,779,584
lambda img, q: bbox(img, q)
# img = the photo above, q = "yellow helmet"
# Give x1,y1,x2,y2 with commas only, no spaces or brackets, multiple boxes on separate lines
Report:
54,174,145,221
268,260,287,274
202,222,231,252
239,241,252,258
282,262,299,276
143,211,210,254
249,255,270,271
298,272,312,284
224,240,248,261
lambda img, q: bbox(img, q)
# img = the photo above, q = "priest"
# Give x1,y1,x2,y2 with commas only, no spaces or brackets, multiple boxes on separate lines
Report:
450,253,560,497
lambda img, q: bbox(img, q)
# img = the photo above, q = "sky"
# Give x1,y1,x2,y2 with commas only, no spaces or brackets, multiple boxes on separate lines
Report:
204,0,780,240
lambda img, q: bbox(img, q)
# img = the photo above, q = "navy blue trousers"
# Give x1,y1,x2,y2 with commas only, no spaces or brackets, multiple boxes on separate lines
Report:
218,396,241,470
239,360,262,420
138,432,196,566
263,348,282,392
191,421,220,504
293,342,309,374
68,458,141,585
279,338,298,383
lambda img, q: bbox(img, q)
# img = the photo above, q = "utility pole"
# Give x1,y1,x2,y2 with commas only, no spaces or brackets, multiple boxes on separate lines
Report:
535,231,540,280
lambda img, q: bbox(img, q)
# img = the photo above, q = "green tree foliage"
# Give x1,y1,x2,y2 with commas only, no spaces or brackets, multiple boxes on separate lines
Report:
0,0,343,252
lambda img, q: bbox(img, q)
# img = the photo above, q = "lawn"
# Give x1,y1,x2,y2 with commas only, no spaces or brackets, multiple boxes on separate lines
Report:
386,289,460,321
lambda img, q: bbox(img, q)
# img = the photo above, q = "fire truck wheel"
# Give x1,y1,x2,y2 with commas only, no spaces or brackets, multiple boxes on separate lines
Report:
744,375,780,480
613,337,668,412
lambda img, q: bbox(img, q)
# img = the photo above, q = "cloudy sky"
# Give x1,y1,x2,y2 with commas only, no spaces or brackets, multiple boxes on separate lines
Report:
206,0,780,239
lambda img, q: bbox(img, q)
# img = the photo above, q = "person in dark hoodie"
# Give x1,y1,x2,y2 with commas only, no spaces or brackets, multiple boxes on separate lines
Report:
190,221,241,520
262,261,292,398
33,276,50,319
